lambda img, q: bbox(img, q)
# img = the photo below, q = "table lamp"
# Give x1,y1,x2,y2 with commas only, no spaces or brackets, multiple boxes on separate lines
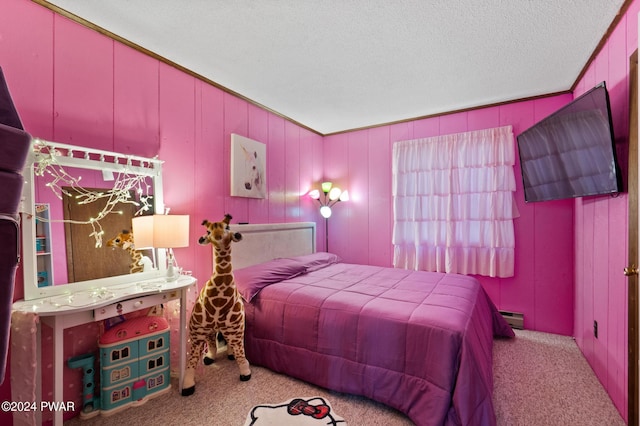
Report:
132,214,190,281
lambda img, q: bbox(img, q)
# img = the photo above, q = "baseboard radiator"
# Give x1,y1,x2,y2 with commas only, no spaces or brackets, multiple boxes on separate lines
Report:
499,310,524,329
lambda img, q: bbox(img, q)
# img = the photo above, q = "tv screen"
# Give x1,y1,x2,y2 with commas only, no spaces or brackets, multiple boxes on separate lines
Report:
517,82,622,203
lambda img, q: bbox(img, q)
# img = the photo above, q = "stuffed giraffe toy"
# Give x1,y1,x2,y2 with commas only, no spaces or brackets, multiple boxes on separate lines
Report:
181,214,251,396
106,230,151,274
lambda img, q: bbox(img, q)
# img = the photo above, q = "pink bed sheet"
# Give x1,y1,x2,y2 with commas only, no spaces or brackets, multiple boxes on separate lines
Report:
240,261,515,426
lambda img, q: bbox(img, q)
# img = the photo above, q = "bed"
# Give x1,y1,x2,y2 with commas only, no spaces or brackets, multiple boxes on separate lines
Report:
229,222,515,426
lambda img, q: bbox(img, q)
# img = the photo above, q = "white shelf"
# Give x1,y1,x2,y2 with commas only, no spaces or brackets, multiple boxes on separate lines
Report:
35,203,53,287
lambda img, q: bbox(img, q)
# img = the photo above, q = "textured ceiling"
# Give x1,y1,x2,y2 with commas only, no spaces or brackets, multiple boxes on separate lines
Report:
41,0,626,135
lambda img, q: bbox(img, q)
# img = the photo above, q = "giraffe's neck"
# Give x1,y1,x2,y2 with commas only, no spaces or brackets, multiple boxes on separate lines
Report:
207,246,236,291
127,246,143,273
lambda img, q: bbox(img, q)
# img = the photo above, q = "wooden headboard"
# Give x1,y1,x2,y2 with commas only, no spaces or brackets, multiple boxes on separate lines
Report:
228,222,316,269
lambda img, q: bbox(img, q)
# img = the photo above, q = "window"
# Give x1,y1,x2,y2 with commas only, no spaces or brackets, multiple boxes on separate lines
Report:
111,346,130,362
148,337,164,351
147,355,164,371
392,126,517,278
110,366,130,382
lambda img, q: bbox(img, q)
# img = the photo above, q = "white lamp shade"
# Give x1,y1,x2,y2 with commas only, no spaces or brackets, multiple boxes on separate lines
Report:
132,215,190,249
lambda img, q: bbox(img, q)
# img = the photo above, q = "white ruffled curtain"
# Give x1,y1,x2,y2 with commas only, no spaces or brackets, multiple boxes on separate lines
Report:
392,125,517,278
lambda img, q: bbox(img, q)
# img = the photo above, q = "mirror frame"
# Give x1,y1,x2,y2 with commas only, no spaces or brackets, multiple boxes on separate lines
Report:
21,138,167,300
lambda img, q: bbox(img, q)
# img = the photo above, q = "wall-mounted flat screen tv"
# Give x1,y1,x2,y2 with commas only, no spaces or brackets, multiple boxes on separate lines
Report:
517,81,622,203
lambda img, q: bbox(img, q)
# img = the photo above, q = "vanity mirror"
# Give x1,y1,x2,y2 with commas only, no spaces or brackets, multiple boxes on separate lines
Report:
21,138,167,301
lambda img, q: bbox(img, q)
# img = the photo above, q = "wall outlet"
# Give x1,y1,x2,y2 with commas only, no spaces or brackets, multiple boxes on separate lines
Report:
594,320,598,339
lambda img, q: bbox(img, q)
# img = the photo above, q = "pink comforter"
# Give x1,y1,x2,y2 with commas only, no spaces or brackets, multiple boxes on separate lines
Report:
238,257,514,426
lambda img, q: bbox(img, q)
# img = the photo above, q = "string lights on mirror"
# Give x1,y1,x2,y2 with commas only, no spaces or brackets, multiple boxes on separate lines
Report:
30,138,156,248
21,139,166,301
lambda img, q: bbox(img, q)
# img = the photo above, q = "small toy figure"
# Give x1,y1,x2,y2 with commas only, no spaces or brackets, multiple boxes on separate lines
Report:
106,230,152,274
67,353,100,418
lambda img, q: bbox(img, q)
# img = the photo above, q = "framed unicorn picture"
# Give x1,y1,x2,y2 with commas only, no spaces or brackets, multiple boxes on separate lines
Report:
230,134,267,198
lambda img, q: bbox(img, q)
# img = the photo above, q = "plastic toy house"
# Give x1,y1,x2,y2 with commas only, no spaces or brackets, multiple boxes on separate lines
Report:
99,315,171,415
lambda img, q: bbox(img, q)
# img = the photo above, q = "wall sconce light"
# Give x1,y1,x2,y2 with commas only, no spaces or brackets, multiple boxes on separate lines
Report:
308,181,348,251
132,214,190,281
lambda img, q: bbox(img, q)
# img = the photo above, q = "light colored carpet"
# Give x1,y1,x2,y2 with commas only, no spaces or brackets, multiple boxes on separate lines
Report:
65,330,625,426
493,330,625,426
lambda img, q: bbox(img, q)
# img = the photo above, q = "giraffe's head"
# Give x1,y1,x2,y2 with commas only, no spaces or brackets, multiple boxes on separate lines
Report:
106,230,135,250
198,214,242,249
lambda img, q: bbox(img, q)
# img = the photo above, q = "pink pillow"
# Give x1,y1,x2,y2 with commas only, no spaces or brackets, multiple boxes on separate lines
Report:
285,252,341,272
234,258,307,302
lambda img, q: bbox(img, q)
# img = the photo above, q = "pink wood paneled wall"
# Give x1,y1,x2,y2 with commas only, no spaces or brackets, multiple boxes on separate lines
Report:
0,0,325,285
320,3,638,420
0,0,636,423
0,0,323,422
325,96,576,337
571,0,640,419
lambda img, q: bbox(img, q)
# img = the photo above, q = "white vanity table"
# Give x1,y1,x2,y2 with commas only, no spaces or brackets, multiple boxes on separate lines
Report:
12,274,196,426
12,140,196,425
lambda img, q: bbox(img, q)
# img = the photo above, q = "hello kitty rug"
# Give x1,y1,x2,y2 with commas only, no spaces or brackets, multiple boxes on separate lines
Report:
244,396,347,426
